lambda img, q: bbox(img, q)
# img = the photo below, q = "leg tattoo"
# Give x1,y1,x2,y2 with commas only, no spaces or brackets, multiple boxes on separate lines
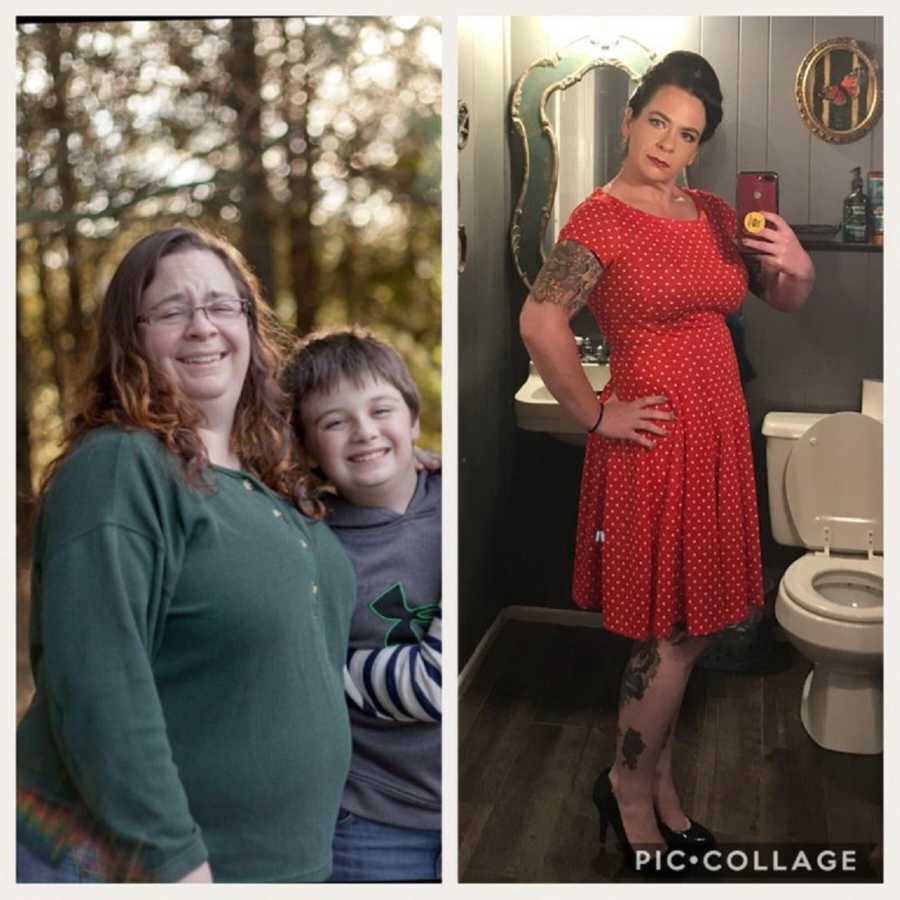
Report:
620,727,646,770
620,639,661,704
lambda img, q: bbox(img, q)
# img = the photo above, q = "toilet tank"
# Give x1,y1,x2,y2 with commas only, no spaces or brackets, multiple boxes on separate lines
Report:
761,412,828,546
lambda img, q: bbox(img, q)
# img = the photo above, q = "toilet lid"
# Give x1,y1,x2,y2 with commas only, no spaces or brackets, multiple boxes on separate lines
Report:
785,412,883,553
783,554,883,624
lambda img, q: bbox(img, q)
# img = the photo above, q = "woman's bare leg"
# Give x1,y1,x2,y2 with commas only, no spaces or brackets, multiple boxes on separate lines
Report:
609,626,709,845
653,692,691,830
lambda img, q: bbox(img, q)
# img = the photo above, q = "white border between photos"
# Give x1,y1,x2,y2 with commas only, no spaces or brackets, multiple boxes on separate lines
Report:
439,12,459,892
5,2,898,897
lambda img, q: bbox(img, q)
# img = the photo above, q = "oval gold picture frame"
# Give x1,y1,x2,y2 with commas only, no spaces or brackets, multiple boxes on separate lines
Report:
795,37,882,143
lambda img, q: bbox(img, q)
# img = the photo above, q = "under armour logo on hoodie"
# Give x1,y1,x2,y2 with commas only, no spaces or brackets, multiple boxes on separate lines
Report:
369,582,440,647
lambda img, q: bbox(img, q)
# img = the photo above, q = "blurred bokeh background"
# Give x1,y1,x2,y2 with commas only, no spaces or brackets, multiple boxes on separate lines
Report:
16,16,442,717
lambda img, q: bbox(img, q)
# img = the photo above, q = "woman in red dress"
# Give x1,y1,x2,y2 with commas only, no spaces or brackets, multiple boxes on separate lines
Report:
519,51,814,869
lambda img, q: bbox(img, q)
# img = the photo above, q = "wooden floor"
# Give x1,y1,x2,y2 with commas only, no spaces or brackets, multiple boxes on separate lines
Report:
459,619,883,883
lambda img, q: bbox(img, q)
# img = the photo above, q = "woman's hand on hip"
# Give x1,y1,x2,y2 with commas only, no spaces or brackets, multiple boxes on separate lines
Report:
596,393,674,448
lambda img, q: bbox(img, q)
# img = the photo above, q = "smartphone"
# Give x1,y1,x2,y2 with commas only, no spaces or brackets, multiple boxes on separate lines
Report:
736,171,779,240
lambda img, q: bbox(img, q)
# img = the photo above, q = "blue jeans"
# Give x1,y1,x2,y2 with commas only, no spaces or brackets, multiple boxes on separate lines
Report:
329,809,441,882
17,842,103,883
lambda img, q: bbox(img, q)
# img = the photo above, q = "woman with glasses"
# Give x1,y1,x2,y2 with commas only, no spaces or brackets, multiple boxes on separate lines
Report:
17,228,356,882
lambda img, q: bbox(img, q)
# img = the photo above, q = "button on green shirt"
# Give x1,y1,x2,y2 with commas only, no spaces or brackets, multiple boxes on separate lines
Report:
17,428,355,882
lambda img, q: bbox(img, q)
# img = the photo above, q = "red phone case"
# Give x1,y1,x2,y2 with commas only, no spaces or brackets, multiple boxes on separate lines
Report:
737,171,779,239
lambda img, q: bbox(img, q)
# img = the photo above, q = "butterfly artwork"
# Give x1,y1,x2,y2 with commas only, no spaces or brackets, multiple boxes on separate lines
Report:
818,68,864,107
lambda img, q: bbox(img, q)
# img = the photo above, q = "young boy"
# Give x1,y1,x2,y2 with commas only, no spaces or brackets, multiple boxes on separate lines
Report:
286,327,441,883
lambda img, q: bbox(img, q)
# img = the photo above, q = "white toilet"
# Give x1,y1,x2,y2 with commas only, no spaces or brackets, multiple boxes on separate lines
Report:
762,387,883,755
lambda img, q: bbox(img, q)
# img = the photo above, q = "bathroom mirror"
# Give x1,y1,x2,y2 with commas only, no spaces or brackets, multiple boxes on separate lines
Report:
795,37,882,144
509,35,657,289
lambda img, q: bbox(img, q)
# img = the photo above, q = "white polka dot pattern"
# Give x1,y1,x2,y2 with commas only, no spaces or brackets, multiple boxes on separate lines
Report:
559,188,764,640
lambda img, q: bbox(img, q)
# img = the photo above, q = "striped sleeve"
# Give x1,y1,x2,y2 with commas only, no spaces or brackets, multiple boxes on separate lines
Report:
343,609,442,722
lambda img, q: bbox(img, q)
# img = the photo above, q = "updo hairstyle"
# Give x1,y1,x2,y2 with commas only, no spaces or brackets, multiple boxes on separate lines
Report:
627,50,723,144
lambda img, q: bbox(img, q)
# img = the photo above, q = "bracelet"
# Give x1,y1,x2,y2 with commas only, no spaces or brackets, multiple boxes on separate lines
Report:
589,401,605,434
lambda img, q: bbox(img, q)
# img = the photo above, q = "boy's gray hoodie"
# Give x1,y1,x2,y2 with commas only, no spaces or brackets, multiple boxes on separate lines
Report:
326,470,441,830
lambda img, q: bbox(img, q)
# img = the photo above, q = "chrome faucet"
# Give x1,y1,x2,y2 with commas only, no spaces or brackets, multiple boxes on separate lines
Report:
576,335,609,363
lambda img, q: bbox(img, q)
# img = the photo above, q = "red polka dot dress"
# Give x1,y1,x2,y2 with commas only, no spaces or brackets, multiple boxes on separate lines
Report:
560,188,764,640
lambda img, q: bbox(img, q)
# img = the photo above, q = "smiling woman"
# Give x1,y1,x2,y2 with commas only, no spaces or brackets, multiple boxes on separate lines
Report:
16,228,358,883
137,249,252,464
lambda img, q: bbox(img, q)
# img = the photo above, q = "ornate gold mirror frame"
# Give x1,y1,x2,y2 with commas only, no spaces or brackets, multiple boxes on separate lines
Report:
509,35,656,290
795,37,882,144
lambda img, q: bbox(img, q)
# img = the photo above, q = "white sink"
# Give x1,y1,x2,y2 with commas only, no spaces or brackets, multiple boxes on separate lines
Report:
515,361,611,446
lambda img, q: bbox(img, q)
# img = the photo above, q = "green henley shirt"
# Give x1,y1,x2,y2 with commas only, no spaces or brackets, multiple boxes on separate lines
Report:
17,427,355,882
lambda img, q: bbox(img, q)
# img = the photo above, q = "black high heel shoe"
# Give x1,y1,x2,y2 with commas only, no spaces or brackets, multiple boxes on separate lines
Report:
592,768,676,878
592,768,634,864
656,816,716,851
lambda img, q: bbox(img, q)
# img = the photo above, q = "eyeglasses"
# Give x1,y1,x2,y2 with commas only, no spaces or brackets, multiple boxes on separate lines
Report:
136,298,250,327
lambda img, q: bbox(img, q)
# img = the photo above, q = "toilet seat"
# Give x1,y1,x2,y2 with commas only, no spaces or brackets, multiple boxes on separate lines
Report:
782,553,883,624
785,412,883,555
781,412,884,626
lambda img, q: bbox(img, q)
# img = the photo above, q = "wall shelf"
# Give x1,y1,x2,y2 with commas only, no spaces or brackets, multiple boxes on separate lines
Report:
800,240,882,252
790,225,882,252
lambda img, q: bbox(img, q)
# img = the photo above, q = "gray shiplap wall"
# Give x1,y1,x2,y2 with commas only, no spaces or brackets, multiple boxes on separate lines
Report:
458,16,884,665
458,18,519,664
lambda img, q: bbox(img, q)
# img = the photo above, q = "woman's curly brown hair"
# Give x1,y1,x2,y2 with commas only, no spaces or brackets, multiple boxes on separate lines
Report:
40,227,323,518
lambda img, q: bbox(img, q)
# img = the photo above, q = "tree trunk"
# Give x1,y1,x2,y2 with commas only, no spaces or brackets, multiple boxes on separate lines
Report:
36,227,68,409
286,22,319,337
341,229,360,323
45,24,86,381
16,253,34,559
228,19,276,304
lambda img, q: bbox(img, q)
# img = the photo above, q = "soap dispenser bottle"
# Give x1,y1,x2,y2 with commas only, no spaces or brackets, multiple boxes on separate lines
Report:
843,166,869,243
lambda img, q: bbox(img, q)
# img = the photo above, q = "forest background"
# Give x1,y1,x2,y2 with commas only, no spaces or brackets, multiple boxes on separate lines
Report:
15,16,442,715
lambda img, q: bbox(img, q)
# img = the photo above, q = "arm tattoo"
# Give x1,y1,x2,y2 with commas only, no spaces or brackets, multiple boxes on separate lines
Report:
531,240,603,314
620,639,661,705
